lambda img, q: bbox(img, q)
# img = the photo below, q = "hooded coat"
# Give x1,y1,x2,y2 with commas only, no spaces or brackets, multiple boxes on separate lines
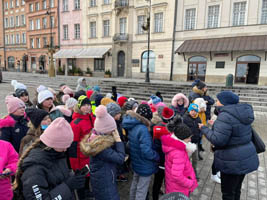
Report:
122,111,160,176
162,135,198,196
76,78,87,92
201,104,259,175
170,93,189,117
80,134,125,200
20,146,75,199
0,114,29,153
69,106,95,171
0,140,18,200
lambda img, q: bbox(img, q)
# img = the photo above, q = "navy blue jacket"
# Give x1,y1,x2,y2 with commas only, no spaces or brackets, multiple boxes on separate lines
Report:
122,111,159,176
183,112,202,144
201,104,259,175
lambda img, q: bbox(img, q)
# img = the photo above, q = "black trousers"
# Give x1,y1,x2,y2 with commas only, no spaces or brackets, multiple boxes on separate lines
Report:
77,177,91,200
221,172,245,200
152,168,165,200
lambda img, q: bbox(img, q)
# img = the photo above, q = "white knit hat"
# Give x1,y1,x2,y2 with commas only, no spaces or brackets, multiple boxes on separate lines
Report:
37,85,47,93
65,97,78,109
11,80,27,91
38,90,54,104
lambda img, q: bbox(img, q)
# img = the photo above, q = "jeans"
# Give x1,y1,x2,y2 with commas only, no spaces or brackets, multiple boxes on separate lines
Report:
130,172,152,200
221,172,245,200
152,168,165,200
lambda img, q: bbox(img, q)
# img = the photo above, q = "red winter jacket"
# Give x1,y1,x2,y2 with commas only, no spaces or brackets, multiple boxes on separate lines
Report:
69,110,95,171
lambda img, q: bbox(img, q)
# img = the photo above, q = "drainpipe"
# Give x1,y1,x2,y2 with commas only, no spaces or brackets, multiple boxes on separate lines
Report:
2,0,6,70
170,0,178,81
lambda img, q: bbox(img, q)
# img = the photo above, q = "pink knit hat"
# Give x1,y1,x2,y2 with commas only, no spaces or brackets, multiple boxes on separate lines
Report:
63,87,74,96
62,94,70,104
40,117,74,149
5,95,25,114
94,105,117,134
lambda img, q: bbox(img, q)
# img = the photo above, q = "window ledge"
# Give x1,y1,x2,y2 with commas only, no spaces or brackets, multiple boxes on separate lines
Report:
89,37,97,39
135,33,146,36
73,38,81,40
62,39,70,41
61,10,69,13
102,36,111,38
152,31,165,34
73,9,81,11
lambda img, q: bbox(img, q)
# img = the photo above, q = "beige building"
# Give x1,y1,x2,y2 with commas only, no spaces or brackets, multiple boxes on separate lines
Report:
174,0,267,85
55,0,175,78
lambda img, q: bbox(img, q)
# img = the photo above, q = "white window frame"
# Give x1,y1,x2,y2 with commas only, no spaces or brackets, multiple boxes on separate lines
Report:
16,33,20,44
63,24,68,40
4,17,9,28
5,35,9,45
29,19,34,30
50,0,54,8
10,16,14,27
74,0,80,10
36,19,40,29
207,5,220,28
154,12,163,33
50,16,55,28
35,2,40,11
22,33,26,44
63,0,68,11
119,17,127,35
42,17,47,28
74,24,80,39
232,1,247,26
90,21,96,38
15,0,19,7
103,20,110,37
10,0,13,8
21,0,25,5
5,2,8,9
16,15,19,27
36,38,40,48
10,34,14,44
90,0,96,7
21,14,25,25
184,8,196,30
43,37,47,47
261,0,267,24
42,0,47,9
29,3,33,12
30,38,34,48
137,15,145,34
103,0,110,5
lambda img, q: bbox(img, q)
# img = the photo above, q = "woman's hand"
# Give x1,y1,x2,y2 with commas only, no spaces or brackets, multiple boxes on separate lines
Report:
198,123,204,129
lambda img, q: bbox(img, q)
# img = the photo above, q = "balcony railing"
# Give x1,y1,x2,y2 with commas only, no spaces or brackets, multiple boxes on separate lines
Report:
115,0,129,8
113,33,129,42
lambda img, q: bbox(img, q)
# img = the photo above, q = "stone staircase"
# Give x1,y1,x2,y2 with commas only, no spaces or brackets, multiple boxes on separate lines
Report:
2,72,267,112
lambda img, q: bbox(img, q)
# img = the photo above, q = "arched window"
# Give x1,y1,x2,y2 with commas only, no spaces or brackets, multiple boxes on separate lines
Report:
188,56,207,81
237,55,260,62
8,56,15,69
141,50,155,73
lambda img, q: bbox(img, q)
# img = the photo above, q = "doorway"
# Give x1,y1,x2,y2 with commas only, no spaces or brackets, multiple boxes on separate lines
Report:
117,51,125,77
187,56,207,81
235,55,260,84
22,55,28,72
31,57,36,71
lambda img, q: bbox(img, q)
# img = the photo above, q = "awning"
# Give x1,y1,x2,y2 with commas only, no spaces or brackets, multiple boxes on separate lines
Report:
54,47,111,59
176,35,267,54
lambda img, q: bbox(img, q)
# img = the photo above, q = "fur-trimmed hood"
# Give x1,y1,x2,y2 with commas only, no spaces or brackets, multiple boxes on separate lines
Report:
122,110,151,131
0,115,16,128
171,93,189,108
192,86,204,96
80,133,115,157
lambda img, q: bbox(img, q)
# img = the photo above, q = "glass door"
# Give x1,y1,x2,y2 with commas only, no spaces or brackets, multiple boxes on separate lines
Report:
235,63,247,83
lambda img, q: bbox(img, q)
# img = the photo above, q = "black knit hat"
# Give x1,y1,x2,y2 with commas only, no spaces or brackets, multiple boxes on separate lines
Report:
15,88,28,98
26,108,49,129
136,104,153,120
167,116,192,140
124,100,138,111
196,81,206,90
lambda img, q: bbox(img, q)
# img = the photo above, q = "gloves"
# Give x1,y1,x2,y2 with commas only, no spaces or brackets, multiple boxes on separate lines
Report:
65,175,85,190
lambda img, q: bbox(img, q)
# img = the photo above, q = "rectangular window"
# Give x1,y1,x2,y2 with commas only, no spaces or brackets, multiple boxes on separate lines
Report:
119,17,126,34
10,0,13,8
90,0,96,7
216,61,225,68
30,38,34,48
185,8,196,30
90,21,96,38
5,35,9,45
154,12,163,33
29,3,33,12
4,17,9,28
233,1,246,26
16,34,20,44
36,38,40,48
94,58,105,71
10,34,14,44
50,0,54,8
36,19,40,29
42,17,47,28
21,15,25,25
63,0,68,11
42,0,47,9
74,0,80,9
43,37,47,47
63,25,68,40
16,16,19,26
261,0,267,24
35,2,39,11
22,33,26,43
207,5,220,28
29,20,34,30
103,0,110,5
50,36,54,46
21,0,25,5
5,1,8,9
10,16,14,27
15,0,19,7
74,24,80,39
137,15,145,34
103,20,110,37
50,16,55,28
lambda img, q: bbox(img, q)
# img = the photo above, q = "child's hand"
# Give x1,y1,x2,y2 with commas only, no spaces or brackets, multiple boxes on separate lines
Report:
198,123,204,129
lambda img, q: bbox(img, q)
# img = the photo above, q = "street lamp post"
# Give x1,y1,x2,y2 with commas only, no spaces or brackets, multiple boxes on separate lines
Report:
145,0,151,83
47,6,55,77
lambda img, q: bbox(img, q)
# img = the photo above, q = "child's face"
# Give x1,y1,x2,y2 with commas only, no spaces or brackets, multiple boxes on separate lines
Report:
183,137,191,143
114,113,121,121
80,104,92,114
13,107,25,116
42,98,53,109
20,94,29,103
177,99,184,106
189,110,198,118
41,115,51,126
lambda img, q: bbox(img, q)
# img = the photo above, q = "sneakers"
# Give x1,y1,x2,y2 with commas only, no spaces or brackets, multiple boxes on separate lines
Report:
211,173,221,184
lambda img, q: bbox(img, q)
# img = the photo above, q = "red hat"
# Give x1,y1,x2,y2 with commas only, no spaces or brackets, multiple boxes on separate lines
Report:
117,96,128,108
86,90,94,99
161,107,174,121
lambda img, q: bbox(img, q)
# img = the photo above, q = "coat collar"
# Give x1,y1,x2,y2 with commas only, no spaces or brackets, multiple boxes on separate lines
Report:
126,110,151,128
192,86,204,96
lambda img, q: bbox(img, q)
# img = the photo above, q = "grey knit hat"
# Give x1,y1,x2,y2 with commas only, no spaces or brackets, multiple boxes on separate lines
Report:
106,103,121,117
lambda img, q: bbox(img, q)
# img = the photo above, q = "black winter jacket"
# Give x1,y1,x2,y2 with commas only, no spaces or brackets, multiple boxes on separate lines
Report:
21,146,75,199
183,112,202,144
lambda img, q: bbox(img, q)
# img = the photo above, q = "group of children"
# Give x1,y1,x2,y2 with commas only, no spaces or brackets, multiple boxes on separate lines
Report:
0,78,218,200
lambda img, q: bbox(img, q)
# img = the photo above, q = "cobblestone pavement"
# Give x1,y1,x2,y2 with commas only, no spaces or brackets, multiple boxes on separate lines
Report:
0,79,266,200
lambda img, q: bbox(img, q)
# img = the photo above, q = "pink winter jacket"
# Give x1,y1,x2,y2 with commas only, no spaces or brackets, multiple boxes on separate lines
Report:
161,135,198,197
0,140,19,200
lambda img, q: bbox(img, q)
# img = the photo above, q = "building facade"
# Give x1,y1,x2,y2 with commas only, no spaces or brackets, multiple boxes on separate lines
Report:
0,0,5,69
25,0,59,72
54,0,175,78
3,0,27,71
174,0,267,85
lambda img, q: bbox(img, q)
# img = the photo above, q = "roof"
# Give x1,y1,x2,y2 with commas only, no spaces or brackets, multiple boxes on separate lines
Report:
54,47,111,59
176,35,267,54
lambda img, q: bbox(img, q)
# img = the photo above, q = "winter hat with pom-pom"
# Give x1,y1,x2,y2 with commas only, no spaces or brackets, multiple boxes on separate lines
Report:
38,90,54,104
118,96,128,108
65,97,78,109
101,97,116,106
11,80,27,91
40,117,74,149
161,107,175,122
5,95,25,114
94,105,117,134
92,85,100,92
150,95,161,105
37,85,47,93
86,90,94,99
15,88,28,98
124,100,138,111
167,115,192,140
193,98,207,112
106,93,112,99
136,104,153,120
107,103,121,117
62,94,70,104
63,87,74,97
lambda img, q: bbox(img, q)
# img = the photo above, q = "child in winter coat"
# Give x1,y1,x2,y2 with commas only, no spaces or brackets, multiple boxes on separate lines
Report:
80,105,125,200
122,104,159,200
161,116,198,197
13,117,86,199
170,93,189,117
183,104,202,178
0,96,29,153
0,140,19,200
76,77,88,92
11,80,32,108
19,108,51,155
193,98,207,125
